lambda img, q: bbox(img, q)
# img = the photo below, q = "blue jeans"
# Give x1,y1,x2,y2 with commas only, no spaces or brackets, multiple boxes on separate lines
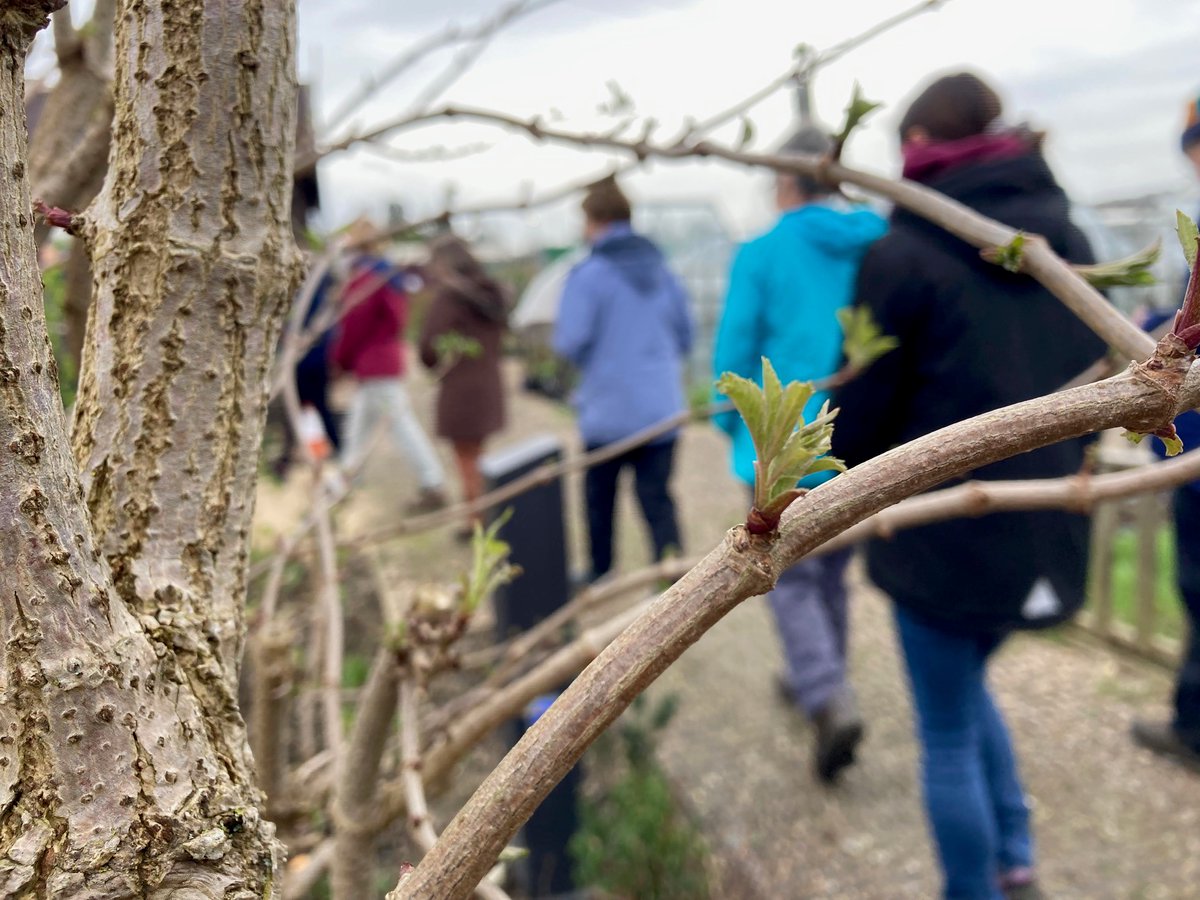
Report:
895,607,1033,900
1172,490,1200,748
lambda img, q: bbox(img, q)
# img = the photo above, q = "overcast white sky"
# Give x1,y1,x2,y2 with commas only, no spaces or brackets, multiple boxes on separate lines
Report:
36,0,1200,247
295,0,1200,247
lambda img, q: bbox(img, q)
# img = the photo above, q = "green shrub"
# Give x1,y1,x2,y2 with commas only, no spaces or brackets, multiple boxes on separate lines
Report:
569,695,709,900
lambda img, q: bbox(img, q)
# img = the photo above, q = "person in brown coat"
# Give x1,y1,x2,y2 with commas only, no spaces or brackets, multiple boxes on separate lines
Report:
419,235,509,526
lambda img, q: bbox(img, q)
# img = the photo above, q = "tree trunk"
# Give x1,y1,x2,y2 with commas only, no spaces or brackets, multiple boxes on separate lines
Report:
61,237,91,385
0,0,299,895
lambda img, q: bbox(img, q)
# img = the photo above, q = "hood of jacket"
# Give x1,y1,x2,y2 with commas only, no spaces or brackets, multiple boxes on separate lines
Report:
891,150,1073,255
775,202,888,258
590,223,667,293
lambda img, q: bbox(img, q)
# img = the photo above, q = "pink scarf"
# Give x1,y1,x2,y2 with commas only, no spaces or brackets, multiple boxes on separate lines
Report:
902,131,1032,183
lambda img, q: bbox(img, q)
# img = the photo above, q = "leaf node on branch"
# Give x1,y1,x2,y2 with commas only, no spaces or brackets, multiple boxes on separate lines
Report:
715,358,844,536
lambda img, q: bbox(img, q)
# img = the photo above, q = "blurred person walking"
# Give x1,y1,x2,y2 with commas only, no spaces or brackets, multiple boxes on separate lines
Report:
713,125,886,783
553,177,694,582
832,72,1104,900
333,219,447,512
272,266,341,479
419,235,510,534
1129,93,1200,773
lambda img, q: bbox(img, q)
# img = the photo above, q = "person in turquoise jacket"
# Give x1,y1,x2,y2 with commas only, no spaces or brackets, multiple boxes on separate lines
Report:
714,125,886,783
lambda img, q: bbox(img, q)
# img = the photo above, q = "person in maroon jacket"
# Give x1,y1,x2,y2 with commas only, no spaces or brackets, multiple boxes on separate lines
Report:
332,220,447,511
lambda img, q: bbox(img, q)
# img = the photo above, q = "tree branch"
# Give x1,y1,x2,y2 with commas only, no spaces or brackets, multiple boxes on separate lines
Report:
85,0,117,71
684,0,950,141
322,0,561,134
401,679,440,851
366,440,1200,849
50,5,79,60
392,348,1195,897
305,0,946,181
343,104,1154,361
331,651,401,899
397,678,513,900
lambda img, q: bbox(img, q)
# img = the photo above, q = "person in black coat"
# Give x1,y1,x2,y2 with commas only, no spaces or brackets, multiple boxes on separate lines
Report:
831,72,1105,900
1130,96,1200,771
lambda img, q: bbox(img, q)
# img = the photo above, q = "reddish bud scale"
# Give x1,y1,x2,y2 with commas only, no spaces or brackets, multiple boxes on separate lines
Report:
745,508,777,535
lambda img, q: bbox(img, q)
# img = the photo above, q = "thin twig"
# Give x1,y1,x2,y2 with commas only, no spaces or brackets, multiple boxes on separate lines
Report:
258,534,291,623
347,103,1155,362
685,0,950,141
321,0,561,136
307,0,947,179
279,341,346,771
50,6,79,61
313,478,345,774
331,650,402,899
400,678,512,900
401,679,439,851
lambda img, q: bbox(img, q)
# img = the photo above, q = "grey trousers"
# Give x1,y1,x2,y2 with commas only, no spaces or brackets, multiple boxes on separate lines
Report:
768,547,853,716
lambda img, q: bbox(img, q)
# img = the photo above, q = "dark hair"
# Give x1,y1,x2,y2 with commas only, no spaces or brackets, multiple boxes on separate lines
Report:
899,72,1002,142
778,126,833,197
428,234,508,323
429,234,489,283
581,176,632,224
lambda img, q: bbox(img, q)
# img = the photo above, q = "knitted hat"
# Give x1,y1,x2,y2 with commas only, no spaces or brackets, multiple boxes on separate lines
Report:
1182,96,1200,152
899,72,1002,142
777,125,834,197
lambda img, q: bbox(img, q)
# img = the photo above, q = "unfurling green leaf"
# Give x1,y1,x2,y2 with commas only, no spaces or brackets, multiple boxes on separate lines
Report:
834,82,883,147
737,116,755,150
1122,426,1185,457
1177,210,1199,270
1161,433,1185,457
433,330,482,362
1122,429,1147,446
715,358,844,534
459,509,520,614
837,306,899,372
597,80,635,117
985,232,1027,273
1073,239,1161,289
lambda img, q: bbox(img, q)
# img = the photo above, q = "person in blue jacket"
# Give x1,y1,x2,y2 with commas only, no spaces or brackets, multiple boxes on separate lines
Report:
554,178,694,582
1130,94,1200,771
713,126,887,783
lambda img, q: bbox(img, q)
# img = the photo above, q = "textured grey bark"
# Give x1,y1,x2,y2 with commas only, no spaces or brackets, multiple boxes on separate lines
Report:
1,0,299,895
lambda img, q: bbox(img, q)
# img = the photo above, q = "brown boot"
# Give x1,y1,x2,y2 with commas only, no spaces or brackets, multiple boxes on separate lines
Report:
812,690,864,784
1131,719,1200,773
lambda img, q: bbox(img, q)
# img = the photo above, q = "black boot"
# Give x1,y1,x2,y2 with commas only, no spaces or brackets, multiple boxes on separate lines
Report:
1131,718,1200,773
812,690,864,784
